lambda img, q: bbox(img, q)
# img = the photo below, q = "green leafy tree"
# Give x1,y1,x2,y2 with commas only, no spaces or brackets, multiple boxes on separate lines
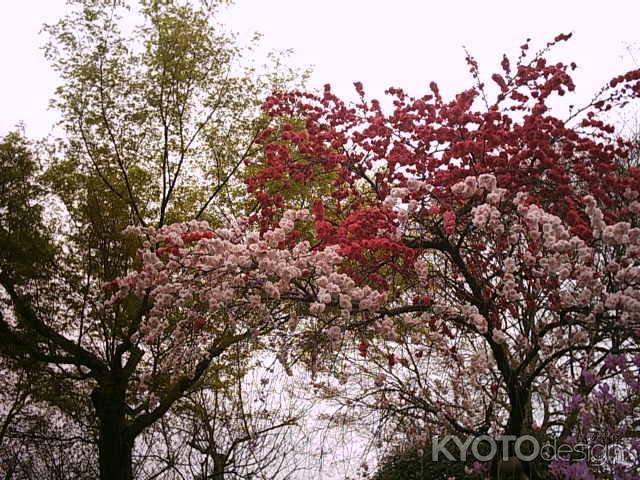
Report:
0,1,303,479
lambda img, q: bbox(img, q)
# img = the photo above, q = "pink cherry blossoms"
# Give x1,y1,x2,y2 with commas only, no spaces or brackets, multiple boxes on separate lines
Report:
106,210,387,380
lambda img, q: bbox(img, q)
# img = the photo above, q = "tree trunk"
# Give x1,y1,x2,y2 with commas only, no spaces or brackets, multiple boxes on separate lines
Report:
211,452,227,480
92,384,134,480
502,384,539,479
506,384,531,437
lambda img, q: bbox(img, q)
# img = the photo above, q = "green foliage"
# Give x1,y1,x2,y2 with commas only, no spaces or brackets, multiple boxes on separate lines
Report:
43,0,301,233
0,131,56,283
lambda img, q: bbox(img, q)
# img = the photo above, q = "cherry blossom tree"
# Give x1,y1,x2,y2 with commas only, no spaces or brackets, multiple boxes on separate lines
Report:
104,34,640,479
241,35,640,479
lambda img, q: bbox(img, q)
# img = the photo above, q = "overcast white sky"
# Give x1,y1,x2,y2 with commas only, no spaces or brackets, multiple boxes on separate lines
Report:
1,0,639,140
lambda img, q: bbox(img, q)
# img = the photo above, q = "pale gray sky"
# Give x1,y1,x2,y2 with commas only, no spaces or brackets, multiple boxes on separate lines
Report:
1,0,639,139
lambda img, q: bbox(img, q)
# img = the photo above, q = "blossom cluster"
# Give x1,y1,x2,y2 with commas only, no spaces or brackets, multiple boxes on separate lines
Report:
107,211,387,378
